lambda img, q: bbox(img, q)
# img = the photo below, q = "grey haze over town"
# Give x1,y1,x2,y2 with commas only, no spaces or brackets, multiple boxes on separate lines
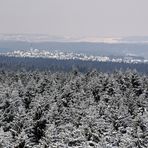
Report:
0,34,148,63
0,0,148,63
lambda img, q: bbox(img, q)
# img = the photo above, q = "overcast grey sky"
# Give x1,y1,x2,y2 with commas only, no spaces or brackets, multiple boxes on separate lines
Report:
0,0,148,37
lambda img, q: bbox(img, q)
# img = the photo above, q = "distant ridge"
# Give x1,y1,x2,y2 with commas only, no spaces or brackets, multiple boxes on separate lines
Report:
1,34,148,43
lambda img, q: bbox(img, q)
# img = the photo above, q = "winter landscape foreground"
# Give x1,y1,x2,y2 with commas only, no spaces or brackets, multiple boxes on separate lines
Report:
0,70,148,147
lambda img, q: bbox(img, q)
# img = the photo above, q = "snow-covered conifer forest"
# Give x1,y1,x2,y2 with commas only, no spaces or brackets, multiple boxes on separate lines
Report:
0,69,148,147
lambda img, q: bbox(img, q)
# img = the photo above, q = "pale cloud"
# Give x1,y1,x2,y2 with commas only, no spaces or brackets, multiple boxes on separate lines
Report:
0,0,148,37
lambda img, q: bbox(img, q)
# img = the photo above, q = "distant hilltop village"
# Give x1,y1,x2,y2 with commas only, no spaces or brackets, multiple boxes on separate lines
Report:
0,49,147,64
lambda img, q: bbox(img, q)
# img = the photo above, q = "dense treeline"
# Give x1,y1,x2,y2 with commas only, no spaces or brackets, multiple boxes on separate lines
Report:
1,55,148,73
0,70,148,147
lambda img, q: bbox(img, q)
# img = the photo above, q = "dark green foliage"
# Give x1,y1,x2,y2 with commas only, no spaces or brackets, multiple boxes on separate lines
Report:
92,88,100,102
33,107,43,121
68,140,82,147
0,100,10,110
14,140,26,148
23,97,31,109
29,119,47,143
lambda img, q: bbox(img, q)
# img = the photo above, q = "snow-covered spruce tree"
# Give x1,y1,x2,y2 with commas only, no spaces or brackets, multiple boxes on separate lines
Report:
0,70,148,147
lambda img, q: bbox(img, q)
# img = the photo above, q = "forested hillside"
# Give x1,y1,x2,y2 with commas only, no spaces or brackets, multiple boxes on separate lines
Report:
1,56,148,73
0,70,148,147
